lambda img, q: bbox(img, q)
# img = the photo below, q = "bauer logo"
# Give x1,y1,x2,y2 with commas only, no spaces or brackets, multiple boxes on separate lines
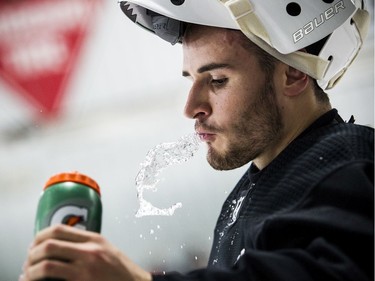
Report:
293,0,346,44
50,205,88,230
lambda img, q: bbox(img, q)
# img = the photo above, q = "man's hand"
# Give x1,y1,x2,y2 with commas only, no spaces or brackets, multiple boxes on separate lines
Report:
20,224,152,281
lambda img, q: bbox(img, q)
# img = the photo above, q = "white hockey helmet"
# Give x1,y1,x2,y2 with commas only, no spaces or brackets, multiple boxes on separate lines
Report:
119,0,370,90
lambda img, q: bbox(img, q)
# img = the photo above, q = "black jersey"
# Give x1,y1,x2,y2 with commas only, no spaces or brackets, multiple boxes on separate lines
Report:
154,109,374,281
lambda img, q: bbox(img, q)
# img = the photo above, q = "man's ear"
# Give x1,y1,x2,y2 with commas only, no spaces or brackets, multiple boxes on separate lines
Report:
284,66,309,97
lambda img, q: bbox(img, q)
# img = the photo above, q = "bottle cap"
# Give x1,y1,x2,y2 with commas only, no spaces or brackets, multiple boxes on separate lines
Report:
44,171,101,195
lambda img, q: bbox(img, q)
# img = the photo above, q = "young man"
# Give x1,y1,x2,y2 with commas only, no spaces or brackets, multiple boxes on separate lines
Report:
21,0,373,280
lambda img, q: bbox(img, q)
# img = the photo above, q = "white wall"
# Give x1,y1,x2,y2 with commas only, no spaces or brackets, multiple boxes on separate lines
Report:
0,1,373,280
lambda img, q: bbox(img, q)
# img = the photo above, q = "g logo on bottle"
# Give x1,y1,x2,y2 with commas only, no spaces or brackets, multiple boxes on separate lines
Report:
50,205,88,230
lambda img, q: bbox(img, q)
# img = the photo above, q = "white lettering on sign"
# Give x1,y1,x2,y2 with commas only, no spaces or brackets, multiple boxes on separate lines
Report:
0,1,91,78
0,1,89,38
4,36,68,77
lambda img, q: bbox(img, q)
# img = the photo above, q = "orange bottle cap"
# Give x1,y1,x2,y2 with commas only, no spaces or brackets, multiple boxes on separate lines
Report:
44,171,101,196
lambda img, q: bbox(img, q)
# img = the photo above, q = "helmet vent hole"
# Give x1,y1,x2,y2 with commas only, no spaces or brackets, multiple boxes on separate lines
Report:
286,2,301,16
171,0,185,5
322,0,334,3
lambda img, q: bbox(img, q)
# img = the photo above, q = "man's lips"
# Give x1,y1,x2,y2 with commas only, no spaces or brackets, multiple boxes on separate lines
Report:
196,131,216,142
195,123,219,142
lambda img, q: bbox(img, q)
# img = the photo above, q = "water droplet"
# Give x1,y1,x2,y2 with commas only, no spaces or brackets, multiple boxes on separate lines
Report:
150,229,154,235
194,256,198,260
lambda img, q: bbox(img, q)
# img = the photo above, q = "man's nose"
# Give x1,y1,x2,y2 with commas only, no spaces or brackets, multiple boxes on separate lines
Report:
184,82,211,120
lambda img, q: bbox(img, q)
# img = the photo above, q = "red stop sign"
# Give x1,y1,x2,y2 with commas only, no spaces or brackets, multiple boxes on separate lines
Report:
0,0,102,117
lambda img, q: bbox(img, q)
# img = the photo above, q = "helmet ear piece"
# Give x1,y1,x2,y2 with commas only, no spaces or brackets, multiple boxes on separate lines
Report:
316,8,369,89
221,0,358,54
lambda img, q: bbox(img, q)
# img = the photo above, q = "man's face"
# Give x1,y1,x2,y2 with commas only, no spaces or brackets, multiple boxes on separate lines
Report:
182,25,283,170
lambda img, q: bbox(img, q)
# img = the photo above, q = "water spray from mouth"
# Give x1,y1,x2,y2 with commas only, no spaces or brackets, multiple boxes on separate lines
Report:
135,133,201,217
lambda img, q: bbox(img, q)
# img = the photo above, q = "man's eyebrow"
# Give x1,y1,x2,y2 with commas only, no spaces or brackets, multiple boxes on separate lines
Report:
182,63,231,77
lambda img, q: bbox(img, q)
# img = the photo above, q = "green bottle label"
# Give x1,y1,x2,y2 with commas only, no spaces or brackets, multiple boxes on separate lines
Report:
35,181,102,234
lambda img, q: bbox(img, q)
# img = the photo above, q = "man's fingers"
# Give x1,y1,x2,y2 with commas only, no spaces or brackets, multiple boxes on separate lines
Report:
29,225,101,268
28,238,79,266
33,224,95,247
26,258,77,281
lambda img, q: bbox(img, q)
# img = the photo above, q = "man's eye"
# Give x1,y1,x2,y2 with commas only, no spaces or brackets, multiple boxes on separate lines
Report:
211,78,228,86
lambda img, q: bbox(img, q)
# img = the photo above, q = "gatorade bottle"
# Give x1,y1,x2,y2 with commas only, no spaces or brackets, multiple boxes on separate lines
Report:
35,171,102,234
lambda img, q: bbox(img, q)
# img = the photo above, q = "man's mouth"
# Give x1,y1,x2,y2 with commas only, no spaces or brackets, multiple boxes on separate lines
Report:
195,123,219,142
196,129,216,142
197,133,213,141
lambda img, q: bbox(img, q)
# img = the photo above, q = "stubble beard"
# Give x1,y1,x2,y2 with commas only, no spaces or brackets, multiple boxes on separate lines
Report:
206,80,283,171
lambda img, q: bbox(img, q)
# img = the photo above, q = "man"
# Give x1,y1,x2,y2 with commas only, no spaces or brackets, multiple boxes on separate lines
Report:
21,0,373,280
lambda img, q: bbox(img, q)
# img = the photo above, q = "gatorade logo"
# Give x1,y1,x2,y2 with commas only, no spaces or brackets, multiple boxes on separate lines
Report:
50,205,88,230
